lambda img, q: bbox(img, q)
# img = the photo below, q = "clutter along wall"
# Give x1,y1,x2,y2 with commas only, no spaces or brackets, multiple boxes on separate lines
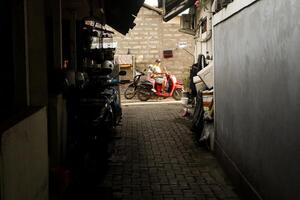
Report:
111,7,195,81
214,0,300,199
194,0,213,63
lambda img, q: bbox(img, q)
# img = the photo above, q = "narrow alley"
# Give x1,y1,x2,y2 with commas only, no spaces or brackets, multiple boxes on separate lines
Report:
2,0,300,199
96,103,240,200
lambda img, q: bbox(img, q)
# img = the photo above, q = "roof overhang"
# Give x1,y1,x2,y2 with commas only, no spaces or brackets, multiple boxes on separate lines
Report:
62,0,145,35
104,0,145,35
163,0,194,22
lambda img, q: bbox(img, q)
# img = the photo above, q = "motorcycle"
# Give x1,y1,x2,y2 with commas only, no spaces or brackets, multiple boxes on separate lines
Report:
66,63,126,181
64,16,127,185
137,72,184,101
124,70,145,99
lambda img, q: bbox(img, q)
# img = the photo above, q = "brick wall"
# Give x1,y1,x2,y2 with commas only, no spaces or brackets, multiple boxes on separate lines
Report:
110,7,195,81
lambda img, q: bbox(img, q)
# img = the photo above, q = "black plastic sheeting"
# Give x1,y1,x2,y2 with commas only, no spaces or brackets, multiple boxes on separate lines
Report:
104,0,145,35
163,0,194,22
191,91,204,134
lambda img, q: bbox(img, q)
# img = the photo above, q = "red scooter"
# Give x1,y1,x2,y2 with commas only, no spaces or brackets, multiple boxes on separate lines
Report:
137,73,183,101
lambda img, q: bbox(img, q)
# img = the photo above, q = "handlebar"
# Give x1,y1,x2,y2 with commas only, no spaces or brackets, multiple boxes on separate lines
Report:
135,71,145,76
106,79,123,86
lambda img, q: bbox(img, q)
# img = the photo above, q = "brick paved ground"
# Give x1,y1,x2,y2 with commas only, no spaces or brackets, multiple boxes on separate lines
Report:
97,103,241,200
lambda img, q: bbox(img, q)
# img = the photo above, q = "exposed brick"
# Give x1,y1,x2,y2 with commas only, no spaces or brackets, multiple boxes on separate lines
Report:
110,7,194,81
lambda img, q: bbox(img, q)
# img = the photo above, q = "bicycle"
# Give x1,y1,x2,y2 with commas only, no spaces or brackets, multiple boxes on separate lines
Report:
124,70,145,99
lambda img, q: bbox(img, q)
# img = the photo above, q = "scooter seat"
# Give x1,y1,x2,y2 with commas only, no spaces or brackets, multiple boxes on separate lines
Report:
177,80,183,85
141,80,153,87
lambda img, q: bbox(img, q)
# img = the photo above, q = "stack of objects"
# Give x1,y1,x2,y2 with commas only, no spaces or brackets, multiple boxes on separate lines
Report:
193,62,214,120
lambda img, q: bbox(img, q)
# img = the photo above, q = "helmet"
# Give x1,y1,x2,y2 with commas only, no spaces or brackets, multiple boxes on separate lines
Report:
102,60,114,74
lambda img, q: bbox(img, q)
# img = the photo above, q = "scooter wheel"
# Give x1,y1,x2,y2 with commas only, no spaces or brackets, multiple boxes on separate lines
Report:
137,88,151,101
172,88,183,101
124,85,136,99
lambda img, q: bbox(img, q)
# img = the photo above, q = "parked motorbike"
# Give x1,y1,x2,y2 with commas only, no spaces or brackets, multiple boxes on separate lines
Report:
137,72,183,101
64,16,126,186
124,70,145,99
66,62,126,181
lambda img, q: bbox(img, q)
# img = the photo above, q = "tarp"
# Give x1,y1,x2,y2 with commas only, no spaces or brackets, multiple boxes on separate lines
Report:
104,0,145,35
163,0,194,21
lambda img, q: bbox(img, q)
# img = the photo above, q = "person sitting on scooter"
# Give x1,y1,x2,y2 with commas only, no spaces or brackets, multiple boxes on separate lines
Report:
151,59,167,93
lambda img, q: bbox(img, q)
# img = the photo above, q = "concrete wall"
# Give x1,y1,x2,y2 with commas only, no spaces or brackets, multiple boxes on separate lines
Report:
27,0,48,106
0,108,49,200
194,0,213,62
214,0,300,199
48,95,68,167
111,7,195,81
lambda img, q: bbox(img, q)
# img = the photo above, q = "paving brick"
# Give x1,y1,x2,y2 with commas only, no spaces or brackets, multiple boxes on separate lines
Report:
98,104,241,200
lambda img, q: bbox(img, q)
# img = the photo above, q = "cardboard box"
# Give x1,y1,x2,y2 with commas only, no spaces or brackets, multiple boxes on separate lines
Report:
195,81,206,92
194,75,208,92
202,89,214,111
197,63,214,89
193,75,201,84
114,55,133,65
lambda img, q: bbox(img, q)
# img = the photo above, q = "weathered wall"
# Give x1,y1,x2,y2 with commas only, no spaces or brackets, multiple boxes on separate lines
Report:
112,7,195,81
27,0,48,106
214,0,300,199
194,0,213,62
0,108,49,200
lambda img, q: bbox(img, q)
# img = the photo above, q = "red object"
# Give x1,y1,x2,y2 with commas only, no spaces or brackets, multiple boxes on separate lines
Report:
163,50,173,58
52,167,72,193
139,70,183,101
152,73,184,98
